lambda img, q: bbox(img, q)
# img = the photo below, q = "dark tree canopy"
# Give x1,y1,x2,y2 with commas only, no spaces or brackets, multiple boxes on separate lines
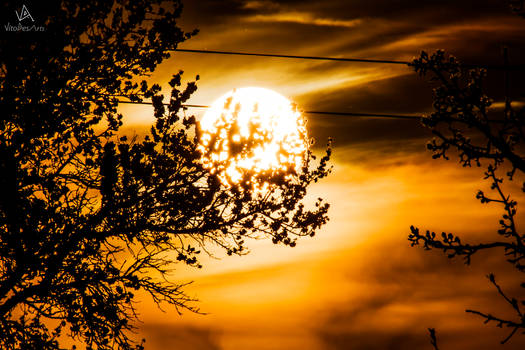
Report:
408,50,525,345
0,1,331,349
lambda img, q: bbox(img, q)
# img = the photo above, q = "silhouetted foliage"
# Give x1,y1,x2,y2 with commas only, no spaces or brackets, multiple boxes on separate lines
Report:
429,328,439,350
409,50,525,344
0,1,331,349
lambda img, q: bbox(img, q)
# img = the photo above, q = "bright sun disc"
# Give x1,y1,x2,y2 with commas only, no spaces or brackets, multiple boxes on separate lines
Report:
198,87,308,187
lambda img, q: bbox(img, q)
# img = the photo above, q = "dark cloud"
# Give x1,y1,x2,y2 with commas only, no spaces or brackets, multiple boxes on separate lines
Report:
319,329,430,350
297,72,434,113
140,323,221,350
299,73,434,148
181,0,254,25
291,60,431,151
259,0,515,25
315,241,525,350
180,0,525,65
176,0,525,152
308,117,430,153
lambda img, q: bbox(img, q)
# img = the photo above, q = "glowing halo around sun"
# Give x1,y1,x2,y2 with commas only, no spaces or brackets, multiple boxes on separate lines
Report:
197,87,308,188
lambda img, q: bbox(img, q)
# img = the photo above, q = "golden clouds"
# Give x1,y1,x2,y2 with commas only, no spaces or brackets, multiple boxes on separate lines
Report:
121,1,525,348
137,144,525,349
245,12,363,28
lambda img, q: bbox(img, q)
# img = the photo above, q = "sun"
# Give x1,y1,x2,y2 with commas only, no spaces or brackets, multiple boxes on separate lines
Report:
197,87,308,188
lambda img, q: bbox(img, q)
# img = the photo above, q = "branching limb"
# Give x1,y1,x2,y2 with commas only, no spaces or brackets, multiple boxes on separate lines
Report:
409,49,525,344
428,328,439,350
466,274,525,344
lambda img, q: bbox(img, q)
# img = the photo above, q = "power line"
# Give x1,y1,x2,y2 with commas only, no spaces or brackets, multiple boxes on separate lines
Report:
117,99,505,123
173,48,410,65
109,47,522,121
172,48,524,70
116,100,422,120
302,110,420,120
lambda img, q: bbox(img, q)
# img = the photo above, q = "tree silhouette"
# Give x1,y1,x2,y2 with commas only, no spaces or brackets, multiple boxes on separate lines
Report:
408,50,525,344
0,1,331,349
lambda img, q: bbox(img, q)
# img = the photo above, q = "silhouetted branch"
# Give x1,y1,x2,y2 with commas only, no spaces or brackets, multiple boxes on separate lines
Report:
408,226,516,264
465,274,525,344
0,2,331,348
409,49,525,344
428,328,439,350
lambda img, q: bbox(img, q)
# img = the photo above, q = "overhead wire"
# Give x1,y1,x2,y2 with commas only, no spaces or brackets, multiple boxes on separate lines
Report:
171,48,524,70
172,48,411,65
112,48,523,120
116,100,422,120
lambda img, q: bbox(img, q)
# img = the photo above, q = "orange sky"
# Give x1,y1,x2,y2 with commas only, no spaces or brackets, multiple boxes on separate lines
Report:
116,1,525,349
130,146,524,350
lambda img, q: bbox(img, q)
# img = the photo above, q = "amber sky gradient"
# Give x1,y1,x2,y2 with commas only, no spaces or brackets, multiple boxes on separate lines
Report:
117,1,525,349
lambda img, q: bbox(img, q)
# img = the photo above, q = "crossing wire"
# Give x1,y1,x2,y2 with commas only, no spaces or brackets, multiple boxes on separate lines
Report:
172,48,410,65
112,48,521,120
116,100,422,120
172,48,523,70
